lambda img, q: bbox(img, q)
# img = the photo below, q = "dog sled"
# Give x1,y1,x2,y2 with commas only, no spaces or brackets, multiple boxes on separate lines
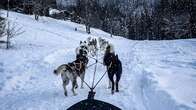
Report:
67,99,121,110
67,91,121,110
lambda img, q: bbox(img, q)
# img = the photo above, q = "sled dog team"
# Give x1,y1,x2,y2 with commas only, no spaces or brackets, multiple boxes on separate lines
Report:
54,37,122,96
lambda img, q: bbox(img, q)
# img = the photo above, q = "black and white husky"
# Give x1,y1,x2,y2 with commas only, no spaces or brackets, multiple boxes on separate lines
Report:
103,44,122,94
54,55,88,96
76,41,89,57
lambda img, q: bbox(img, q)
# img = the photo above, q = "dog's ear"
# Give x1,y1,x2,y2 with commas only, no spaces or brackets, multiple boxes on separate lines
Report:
115,54,119,61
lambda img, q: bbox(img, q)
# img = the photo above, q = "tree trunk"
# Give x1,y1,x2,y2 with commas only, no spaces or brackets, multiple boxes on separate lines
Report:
190,0,196,37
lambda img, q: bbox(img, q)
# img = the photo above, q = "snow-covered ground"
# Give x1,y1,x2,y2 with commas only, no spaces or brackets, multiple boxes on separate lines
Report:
0,11,196,110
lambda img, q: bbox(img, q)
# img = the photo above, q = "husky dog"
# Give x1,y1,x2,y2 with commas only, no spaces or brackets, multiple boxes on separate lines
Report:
103,43,114,88
76,41,89,58
87,37,92,44
54,51,88,96
98,37,109,52
103,44,122,94
88,38,98,56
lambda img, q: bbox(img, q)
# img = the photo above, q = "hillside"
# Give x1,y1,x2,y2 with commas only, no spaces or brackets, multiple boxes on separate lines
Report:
0,11,196,110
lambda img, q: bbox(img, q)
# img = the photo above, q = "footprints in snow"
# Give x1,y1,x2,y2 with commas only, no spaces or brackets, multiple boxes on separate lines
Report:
0,73,38,95
193,100,196,105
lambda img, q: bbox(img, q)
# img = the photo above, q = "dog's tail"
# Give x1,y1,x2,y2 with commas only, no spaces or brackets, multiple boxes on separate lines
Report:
53,69,60,75
53,64,67,76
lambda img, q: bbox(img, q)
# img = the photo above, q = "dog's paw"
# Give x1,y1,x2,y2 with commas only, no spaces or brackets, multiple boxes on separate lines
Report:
111,90,114,95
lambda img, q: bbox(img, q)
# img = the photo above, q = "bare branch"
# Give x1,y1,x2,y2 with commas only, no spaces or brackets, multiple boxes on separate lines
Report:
7,22,24,39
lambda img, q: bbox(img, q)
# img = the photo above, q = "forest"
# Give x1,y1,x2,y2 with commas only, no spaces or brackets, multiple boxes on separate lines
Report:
1,0,196,40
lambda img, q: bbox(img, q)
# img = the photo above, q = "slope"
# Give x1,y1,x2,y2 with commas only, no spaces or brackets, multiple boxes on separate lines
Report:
0,11,196,110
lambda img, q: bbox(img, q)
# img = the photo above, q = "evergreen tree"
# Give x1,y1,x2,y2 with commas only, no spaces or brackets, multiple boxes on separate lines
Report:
55,0,196,40
190,0,196,37
0,12,6,38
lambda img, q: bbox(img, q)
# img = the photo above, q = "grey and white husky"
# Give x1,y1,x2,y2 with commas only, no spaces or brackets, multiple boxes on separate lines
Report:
54,56,88,96
98,37,109,52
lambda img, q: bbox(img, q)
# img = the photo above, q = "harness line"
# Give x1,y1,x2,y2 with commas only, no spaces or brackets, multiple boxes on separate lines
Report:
93,62,113,89
67,61,92,89
91,50,99,88
87,62,97,68
88,55,104,65
72,47,113,93
78,75,92,89
74,61,82,71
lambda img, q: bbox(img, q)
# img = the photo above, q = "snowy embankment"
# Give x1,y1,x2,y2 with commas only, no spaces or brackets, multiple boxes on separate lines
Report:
0,11,196,110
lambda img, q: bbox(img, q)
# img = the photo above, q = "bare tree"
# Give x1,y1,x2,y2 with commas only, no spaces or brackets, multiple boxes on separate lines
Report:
33,0,42,21
5,0,24,49
5,21,24,49
6,0,10,49
84,0,91,34
32,0,55,21
7,22,24,39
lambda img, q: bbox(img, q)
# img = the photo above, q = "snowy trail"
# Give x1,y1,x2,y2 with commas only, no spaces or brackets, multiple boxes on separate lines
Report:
0,12,196,110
